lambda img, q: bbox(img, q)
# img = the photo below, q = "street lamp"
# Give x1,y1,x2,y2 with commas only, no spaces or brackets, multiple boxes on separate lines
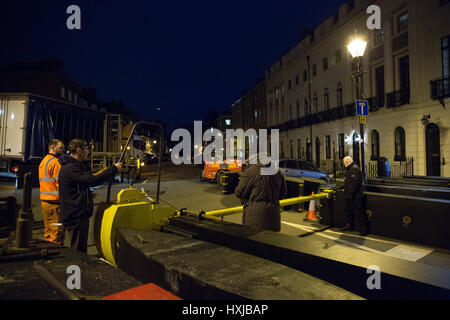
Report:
347,33,368,178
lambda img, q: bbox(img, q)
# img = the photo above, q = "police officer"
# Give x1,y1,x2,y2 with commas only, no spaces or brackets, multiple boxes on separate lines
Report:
340,156,369,236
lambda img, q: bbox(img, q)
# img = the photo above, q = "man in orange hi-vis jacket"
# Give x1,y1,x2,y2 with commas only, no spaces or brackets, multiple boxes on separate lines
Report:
39,139,65,244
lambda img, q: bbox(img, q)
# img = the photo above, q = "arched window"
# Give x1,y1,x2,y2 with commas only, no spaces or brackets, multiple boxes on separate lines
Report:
371,130,380,160
394,127,406,161
337,82,343,107
324,88,330,110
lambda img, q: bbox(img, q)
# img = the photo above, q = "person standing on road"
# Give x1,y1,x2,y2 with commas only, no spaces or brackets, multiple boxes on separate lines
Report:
58,139,122,253
39,139,65,245
340,156,369,236
235,159,287,233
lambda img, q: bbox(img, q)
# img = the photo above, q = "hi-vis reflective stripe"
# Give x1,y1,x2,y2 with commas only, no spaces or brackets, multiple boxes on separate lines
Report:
44,156,57,179
40,191,59,195
39,177,58,182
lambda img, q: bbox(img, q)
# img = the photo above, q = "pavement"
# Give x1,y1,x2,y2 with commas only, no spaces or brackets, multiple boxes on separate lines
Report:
1,162,450,269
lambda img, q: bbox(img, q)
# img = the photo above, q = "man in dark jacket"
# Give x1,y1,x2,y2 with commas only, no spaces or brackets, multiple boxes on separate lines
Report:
59,139,122,252
340,156,369,236
235,160,287,233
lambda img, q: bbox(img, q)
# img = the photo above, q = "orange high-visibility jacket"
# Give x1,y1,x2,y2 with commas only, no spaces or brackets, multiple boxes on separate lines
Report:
39,154,61,201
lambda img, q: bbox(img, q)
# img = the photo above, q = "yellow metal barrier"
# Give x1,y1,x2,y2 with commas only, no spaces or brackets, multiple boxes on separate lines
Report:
182,189,335,220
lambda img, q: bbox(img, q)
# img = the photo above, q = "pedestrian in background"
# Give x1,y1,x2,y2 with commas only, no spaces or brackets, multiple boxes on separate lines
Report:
58,139,122,253
235,158,287,233
340,156,369,236
39,139,65,244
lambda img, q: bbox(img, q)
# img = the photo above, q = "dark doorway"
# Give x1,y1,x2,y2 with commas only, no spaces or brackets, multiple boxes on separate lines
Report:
315,137,321,168
353,133,360,166
426,123,441,176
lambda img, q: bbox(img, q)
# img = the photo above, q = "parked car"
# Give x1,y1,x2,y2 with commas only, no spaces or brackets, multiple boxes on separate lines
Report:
278,159,331,183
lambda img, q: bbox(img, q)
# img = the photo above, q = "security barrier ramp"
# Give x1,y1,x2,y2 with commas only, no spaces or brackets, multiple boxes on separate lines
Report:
168,215,450,300
0,240,142,300
114,227,363,300
320,189,450,250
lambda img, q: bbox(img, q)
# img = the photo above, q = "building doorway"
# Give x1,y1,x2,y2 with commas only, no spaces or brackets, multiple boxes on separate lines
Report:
353,133,360,166
426,123,441,176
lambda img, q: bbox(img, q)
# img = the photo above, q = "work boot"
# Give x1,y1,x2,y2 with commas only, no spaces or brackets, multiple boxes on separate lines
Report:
340,224,353,232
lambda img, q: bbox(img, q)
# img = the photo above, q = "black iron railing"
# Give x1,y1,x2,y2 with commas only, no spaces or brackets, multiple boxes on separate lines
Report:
369,95,385,111
366,157,414,179
386,89,410,108
430,76,450,100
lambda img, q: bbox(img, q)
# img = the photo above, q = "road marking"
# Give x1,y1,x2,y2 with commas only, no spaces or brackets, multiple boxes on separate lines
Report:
283,220,435,249
282,221,385,254
281,221,434,262
384,245,432,262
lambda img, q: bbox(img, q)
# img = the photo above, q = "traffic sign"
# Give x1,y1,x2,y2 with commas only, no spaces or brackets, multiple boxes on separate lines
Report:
360,116,366,124
356,100,369,116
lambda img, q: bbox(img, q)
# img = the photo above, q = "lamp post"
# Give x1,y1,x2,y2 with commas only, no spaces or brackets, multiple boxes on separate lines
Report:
347,34,368,178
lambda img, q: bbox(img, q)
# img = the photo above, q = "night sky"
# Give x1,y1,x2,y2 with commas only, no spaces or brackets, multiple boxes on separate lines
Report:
1,0,345,131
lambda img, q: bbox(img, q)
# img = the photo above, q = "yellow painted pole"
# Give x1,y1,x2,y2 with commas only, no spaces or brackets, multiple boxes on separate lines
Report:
202,190,335,219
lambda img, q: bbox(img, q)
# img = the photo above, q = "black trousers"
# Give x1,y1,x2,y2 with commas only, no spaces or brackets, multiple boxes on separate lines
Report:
344,194,369,231
66,218,90,253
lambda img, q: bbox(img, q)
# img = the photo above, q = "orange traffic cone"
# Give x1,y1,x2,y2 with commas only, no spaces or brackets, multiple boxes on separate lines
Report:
304,192,319,222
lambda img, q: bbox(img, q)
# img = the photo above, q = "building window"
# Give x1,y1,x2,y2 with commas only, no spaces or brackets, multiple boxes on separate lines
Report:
398,12,408,33
313,93,318,111
337,82,343,107
442,35,450,78
312,64,317,77
304,98,309,116
280,141,284,159
297,139,301,159
375,66,385,106
295,75,299,86
60,86,65,99
394,127,406,161
296,100,300,119
225,119,231,126
338,133,345,159
290,140,294,158
303,70,308,82
326,135,331,159
323,57,328,71
374,29,384,45
68,90,72,102
288,80,292,90
371,130,380,160
73,94,78,105
289,105,293,121
324,88,330,110
335,49,342,64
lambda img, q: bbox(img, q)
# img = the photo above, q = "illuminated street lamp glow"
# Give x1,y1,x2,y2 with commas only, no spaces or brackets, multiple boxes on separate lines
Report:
347,37,367,58
153,140,157,144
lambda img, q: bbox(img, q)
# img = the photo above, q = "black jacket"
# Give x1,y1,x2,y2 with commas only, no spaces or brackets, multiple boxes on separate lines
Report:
235,164,287,232
58,154,117,227
344,162,363,198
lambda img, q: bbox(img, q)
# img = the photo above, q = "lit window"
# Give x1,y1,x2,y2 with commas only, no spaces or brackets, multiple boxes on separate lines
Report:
398,12,408,33
225,119,231,126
